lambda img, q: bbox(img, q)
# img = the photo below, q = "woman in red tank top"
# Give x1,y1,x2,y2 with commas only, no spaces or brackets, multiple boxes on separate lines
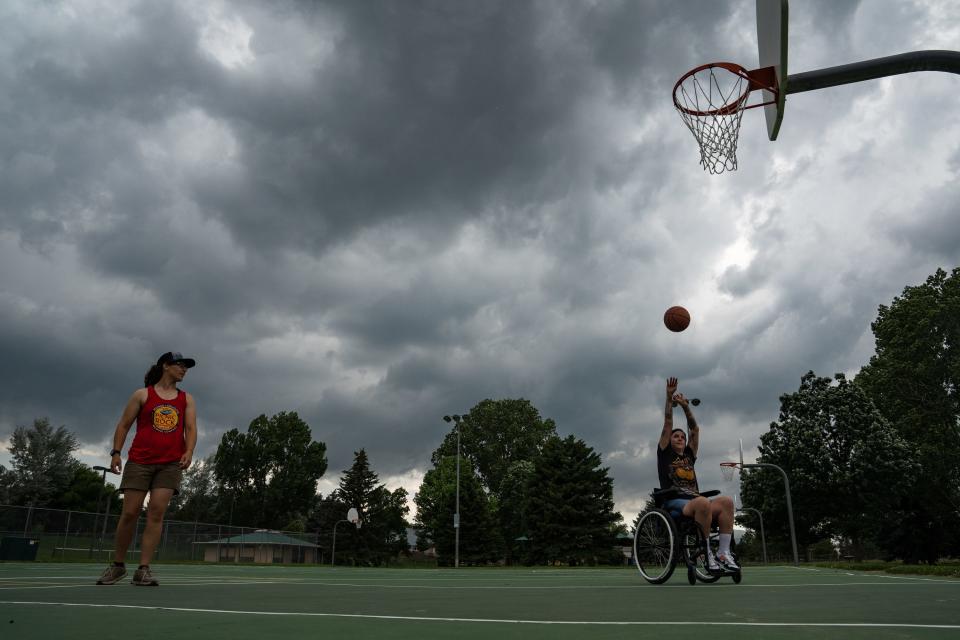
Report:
95,351,197,587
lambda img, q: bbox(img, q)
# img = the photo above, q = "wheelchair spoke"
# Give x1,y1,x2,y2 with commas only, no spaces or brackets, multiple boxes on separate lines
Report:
633,509,678,584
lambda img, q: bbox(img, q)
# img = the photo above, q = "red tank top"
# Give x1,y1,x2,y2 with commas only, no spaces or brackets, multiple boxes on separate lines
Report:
128,386,187,465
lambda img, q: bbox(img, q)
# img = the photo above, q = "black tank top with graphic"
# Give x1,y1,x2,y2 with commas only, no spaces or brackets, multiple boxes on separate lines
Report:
657,444,699,495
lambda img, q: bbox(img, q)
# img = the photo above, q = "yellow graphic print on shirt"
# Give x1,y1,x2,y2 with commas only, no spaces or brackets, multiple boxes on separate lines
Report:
670,455,698,493
152,405,180,433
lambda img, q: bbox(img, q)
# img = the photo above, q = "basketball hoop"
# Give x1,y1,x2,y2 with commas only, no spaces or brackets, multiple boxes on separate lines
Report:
673,63,778,174
720,461,740,482
347,507,362,530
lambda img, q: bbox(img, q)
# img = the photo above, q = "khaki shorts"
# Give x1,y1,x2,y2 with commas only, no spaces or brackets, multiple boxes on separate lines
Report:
120,461,183,495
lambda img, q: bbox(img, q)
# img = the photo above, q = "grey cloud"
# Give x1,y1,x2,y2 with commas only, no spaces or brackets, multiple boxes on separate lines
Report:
1,1,957,525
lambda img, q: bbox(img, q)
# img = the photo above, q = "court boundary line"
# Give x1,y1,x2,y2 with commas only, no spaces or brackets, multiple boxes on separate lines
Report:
1,601,958,629
3,579,959,591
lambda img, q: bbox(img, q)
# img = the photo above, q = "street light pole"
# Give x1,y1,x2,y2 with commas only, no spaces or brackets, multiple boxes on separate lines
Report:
741,462,799,565
442,414,462,569
737,506,768,565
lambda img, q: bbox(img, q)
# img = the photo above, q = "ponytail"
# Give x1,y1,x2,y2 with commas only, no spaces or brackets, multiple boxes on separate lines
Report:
144,364,163,388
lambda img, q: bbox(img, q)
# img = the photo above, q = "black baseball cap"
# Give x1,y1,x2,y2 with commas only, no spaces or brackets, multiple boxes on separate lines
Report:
157,351,196,368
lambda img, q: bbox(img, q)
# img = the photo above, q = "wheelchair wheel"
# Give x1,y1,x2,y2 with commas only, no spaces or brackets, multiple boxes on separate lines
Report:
633,509,678,584
681,527,720,584
732,571,742,584
687,565,696,585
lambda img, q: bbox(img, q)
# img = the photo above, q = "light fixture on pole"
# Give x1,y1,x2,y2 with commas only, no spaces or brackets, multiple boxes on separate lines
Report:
442,414,462,569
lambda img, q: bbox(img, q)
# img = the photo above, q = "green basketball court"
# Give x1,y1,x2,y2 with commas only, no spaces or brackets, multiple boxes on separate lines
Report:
2,563,958,639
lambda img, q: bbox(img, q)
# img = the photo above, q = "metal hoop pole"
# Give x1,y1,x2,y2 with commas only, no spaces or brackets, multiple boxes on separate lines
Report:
741,462,799,565
787,50,960,95
331,519,349,566
737,506,768,565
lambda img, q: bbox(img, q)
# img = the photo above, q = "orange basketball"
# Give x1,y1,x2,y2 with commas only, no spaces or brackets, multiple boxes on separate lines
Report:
664,306,690,332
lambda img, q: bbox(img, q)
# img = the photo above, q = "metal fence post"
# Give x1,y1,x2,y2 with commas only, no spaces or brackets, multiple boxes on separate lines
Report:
62,511,72,560
100,492,114,556
23,504,34,537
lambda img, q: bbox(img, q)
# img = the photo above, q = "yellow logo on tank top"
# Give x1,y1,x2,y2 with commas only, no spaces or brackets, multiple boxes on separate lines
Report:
152,405,180,433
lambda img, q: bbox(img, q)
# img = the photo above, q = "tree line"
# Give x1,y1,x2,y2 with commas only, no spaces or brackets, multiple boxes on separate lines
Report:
0,406,624,566
738,267,960,563
414,400,625,565
3,267,959,564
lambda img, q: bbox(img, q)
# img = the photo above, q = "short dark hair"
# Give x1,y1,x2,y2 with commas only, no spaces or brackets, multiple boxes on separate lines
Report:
671,428,686,437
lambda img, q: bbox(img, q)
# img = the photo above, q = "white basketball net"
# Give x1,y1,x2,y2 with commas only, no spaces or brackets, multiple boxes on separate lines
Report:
673,65,750,175
720,463,739,482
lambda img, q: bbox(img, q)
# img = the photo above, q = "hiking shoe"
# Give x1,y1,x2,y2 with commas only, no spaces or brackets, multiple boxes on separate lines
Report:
96,564,127,585
717,553,740,571
131,566,159,586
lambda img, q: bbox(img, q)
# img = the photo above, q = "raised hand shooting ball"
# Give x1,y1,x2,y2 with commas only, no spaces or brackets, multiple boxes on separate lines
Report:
663,306,690,332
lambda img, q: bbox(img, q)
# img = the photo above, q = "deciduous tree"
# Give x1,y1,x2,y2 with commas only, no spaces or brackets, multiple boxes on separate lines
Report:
213,411,327,528
857,267,960,561
433,399,557,498
740,372,914,560
7,418,79,506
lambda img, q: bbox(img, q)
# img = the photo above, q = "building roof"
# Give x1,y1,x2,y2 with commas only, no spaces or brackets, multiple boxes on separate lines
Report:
193,530,319,547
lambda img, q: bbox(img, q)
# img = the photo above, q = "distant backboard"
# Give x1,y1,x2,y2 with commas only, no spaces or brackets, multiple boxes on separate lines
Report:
757,0,788,140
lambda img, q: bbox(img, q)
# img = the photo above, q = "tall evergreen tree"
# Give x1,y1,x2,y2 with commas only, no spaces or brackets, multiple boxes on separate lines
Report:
526,435,622,565
335,450,410,565
414,455,503,566
498,460,535,564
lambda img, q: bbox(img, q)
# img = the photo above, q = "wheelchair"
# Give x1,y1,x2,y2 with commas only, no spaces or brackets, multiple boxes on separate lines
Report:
633,487,742,585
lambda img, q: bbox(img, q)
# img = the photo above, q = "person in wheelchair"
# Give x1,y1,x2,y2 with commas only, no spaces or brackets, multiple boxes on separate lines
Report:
658,377,739,572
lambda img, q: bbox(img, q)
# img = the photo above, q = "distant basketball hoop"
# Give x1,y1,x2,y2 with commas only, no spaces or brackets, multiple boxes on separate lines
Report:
347,507,362,530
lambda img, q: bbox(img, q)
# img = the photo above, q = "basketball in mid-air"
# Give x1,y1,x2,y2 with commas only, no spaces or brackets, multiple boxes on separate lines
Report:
663,306,690,332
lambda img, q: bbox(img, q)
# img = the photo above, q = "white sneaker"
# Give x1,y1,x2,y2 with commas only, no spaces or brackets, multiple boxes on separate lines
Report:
717,553,740,571
707,554,721,571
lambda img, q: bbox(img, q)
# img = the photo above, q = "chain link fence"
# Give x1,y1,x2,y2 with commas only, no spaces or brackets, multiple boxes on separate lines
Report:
0,503,323,564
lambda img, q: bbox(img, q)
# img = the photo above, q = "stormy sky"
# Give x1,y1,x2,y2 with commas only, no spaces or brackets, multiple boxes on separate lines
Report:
1,0,958,524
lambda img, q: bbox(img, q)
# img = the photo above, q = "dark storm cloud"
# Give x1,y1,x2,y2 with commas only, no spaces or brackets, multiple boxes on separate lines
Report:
1,1,957,524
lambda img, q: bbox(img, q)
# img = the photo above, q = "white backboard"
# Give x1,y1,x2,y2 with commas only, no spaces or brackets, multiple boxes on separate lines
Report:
757,0,789,140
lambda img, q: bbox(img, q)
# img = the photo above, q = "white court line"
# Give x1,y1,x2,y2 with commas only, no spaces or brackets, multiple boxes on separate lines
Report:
0,601,957,629
2,579,959,591
836,571,960,583
0,581,282,590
